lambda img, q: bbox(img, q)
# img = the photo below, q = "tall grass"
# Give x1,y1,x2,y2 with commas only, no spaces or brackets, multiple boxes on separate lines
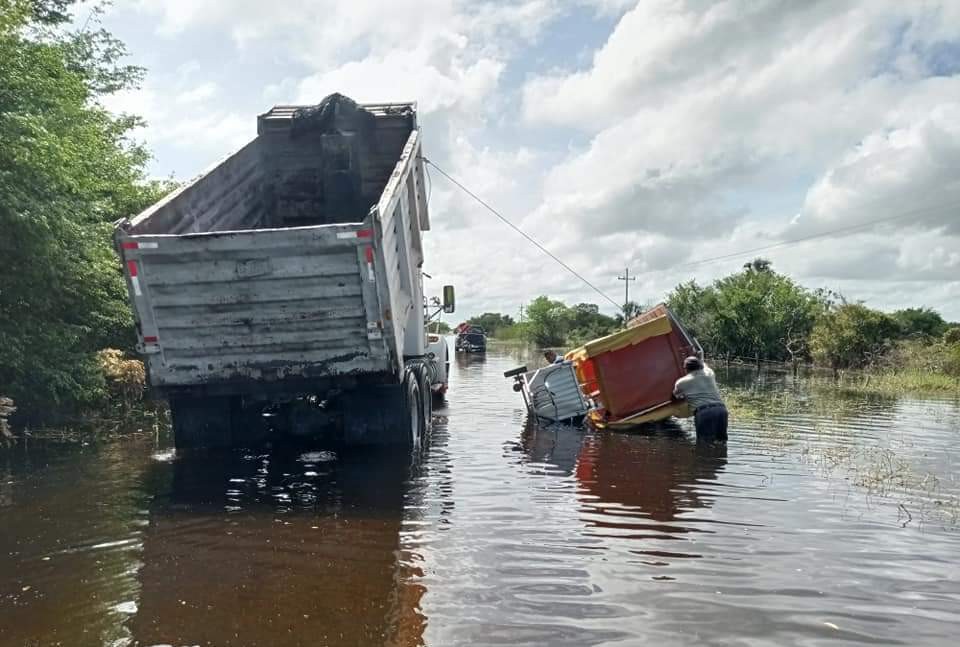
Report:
823,339,960,395
1,397,15,446
831,370,959,395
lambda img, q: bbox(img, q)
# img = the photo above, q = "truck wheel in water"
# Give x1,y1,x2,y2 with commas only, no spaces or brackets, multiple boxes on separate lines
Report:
413,364,433,436
169,395,239,449
403,375,425,448
339,381,423,446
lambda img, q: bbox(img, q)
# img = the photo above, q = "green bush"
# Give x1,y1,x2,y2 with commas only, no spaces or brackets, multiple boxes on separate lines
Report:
944,344,960,379
944,327,960,345
0,2,169,424
667,259,826,364
466,312,515,338
496,323,530,341
810,303,900,372
892,307,949,340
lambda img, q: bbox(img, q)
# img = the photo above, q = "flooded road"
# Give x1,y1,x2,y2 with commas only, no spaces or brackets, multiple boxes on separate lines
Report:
2,344,959,646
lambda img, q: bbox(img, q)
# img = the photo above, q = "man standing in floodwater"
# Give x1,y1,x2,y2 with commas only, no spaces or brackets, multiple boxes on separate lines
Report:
673,356,728,441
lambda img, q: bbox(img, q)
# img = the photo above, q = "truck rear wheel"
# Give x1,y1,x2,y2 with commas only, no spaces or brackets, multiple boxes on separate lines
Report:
339,378,424,446
402,375,425,448
169,395,239,449
413,365,433,436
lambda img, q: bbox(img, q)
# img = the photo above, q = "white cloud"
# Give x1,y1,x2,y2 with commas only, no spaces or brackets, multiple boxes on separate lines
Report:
513,0,960,317
101,65,249,175
295,51,504,117
118,0,557,177
795,102,960,236
175,81,220,105
101,0,960,319
522,2,959,129
133,0,557,62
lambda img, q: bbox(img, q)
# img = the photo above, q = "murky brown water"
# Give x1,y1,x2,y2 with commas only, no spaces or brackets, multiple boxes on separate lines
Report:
2,344,959,646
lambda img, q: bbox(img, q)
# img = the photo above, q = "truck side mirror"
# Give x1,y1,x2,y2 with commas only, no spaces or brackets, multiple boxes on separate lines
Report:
442,285,455,313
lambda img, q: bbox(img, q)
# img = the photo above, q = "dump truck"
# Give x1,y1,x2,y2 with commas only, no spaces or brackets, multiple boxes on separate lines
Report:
114,94,453,448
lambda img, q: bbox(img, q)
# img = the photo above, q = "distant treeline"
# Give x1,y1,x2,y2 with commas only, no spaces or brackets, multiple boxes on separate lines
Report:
470,258,960,381
668,258,959,376
467,299,624,348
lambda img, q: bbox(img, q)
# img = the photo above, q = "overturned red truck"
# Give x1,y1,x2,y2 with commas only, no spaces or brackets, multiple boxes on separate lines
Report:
507,304,702,429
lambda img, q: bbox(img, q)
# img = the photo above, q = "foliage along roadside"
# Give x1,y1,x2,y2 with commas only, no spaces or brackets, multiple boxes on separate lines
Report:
475,297,622,347
667,259,959,378
1,1,177,427
485,259,960,389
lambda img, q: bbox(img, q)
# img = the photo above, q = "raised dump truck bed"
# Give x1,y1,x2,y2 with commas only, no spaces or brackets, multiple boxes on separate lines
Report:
115,95,451,448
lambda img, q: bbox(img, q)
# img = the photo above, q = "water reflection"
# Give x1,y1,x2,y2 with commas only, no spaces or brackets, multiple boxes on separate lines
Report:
576,426,727,525
129,447,429,646
3,352,960,646
0,441,154,647
455,353,487,368
514,418,587,475
512,418,728,557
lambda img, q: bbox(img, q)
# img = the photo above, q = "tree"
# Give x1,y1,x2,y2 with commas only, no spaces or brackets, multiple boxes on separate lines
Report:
743,257,773,272
0,2,165,423
524,296,573,347
666,280,717,348
810,303,900,374
568,303,618,345
892,307,948,340
622,301,642,320
668,262,824,366
944,327,960,346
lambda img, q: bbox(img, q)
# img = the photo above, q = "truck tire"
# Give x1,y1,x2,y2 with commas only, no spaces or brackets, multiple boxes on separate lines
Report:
339,379,423,446
169,395,238,449
403,374,425,448
445,343,451,390
413,364,433,436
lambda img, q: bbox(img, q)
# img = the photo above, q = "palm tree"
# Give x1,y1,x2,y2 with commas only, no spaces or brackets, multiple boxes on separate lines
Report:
743,258,772,272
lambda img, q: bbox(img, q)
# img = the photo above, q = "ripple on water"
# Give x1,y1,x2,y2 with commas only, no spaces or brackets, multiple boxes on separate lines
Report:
0,350,958,646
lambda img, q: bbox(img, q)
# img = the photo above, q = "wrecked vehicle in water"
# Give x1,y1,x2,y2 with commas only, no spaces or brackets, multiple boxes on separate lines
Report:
506,304,701,428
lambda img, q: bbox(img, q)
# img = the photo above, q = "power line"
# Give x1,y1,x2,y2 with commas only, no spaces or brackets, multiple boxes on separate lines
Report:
421,157,622,310
671,200,960,272
422,156,959,299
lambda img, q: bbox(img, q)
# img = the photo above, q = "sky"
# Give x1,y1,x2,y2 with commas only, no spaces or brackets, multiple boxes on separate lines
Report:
91,0,960,322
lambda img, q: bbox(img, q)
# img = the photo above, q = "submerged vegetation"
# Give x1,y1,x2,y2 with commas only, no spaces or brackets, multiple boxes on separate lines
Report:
722,375,960,528
819,370,960,396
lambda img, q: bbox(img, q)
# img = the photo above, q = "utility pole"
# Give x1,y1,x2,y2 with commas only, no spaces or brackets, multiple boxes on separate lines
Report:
617,267,636,317
519,304,525,324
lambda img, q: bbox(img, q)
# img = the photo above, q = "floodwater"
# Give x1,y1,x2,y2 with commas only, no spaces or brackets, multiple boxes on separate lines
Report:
2,345,959,646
